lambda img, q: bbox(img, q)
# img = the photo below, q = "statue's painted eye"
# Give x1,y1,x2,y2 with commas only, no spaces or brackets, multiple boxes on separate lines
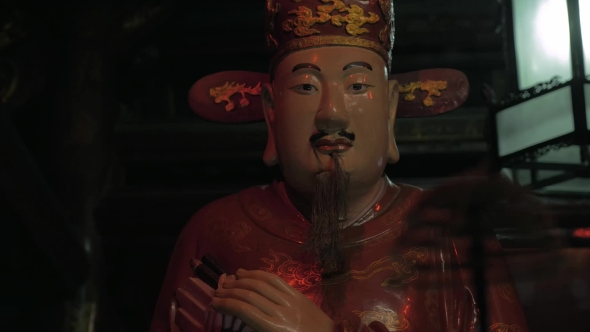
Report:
349,84,372,92
291,84,319,93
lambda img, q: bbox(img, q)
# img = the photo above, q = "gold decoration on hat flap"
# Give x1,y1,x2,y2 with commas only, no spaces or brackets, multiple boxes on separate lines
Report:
210,82,262,112
399,80,448,107
282,0,380,37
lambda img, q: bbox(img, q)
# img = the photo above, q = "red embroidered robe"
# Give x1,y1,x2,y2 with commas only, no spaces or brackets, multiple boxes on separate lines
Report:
151,180,528,332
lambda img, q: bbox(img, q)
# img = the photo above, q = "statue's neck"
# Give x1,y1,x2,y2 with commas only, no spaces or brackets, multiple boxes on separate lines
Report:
283,176,388,227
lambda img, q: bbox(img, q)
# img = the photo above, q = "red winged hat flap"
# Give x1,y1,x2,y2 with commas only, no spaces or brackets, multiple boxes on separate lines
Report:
189,69,469,123
188,71,270,123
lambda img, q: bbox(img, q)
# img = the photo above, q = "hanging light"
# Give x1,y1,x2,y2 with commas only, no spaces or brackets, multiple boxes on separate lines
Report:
491,0,590,196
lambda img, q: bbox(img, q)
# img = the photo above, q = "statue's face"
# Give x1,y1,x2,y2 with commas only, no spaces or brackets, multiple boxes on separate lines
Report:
263,46,399,196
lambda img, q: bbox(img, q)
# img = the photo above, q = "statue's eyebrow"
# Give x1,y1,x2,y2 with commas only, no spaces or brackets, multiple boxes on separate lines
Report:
292,63,321,72
343,62,373,71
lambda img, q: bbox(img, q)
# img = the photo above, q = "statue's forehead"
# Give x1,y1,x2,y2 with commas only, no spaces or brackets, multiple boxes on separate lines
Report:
274,46,386,72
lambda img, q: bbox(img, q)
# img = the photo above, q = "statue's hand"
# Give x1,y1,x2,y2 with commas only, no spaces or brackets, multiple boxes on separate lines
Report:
211,269,336,332
174,274,252,332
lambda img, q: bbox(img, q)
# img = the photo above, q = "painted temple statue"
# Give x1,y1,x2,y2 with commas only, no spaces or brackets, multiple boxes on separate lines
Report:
150,0,530,331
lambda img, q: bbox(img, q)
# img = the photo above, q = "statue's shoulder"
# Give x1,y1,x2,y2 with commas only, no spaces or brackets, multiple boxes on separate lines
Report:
395,183,426,202
176,185,274,253
184,185,271,230
397,183,424,193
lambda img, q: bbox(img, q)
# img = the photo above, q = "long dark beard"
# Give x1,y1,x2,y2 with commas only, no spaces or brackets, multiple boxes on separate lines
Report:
302,154,351,315
303,154,349,276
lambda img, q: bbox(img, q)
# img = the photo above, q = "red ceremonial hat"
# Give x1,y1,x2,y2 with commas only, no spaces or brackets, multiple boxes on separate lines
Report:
189,0,469,123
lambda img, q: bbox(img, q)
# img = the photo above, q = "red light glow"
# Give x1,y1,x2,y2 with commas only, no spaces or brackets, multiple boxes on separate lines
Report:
573,227,590,239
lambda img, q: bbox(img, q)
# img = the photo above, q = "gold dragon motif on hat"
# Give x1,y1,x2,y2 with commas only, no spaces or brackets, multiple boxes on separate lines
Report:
283,0,380,37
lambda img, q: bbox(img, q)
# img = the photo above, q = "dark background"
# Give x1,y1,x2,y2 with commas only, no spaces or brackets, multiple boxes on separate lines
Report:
1,0,588,331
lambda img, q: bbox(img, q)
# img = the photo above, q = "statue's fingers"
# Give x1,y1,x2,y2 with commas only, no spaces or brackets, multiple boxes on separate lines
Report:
223,278,291,307
235,269,298,297
211,297,278,332
215,287,280,317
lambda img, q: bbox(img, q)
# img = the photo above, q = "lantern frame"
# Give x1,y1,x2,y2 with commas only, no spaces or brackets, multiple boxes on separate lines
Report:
490,0,590,196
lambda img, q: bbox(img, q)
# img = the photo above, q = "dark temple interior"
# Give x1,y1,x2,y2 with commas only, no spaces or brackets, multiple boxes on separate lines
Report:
1,0,589,331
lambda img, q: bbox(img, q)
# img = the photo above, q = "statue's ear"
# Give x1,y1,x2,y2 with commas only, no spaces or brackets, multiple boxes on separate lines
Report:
387,79,400,164
262,83,279,166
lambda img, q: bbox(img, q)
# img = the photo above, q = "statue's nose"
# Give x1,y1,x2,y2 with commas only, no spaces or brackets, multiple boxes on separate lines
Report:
314,82,350,134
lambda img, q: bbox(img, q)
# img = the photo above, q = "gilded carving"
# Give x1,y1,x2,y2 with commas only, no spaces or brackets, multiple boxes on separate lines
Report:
260,250,323,291
498,283,517,303
283,0,380,37
488,323,523,332
352,309,409,331
209,81,262,112
206,218,251,252
399,80,448,107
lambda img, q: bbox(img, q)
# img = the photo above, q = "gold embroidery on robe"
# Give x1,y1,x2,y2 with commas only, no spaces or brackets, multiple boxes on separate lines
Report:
259,246,427,292
365,222,407,247
205,218,251,252
260,250,322,291
347,248,427,286
488,323,523,332
425,289,441,330
381,197,412,226
285,226,307,240
248,203,273,221
380,247,428,287
353,309,409,331
498,283,517,303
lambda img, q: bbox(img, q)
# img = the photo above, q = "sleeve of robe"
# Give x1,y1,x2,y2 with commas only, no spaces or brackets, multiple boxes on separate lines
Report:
450,232,530,332
149,212,203,332
478,236,530,332
416,224,529,332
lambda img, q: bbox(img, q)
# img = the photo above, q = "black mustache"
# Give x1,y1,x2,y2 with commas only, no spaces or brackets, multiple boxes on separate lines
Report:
309,131,356,143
